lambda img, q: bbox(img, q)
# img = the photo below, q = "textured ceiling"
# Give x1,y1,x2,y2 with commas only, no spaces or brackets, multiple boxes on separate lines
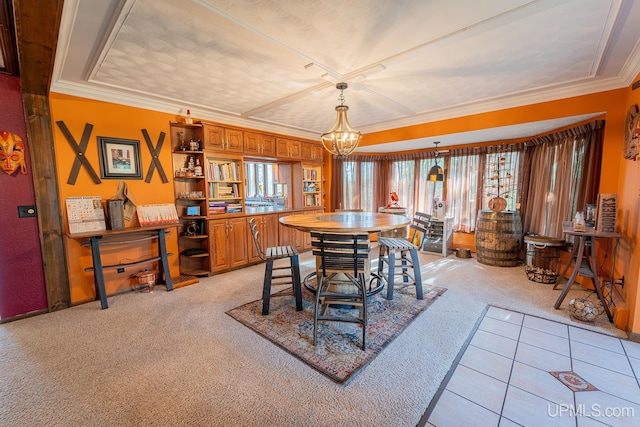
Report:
52,0,640,151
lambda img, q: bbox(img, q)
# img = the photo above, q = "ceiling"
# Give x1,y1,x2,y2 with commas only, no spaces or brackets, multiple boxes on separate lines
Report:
51,0,640,152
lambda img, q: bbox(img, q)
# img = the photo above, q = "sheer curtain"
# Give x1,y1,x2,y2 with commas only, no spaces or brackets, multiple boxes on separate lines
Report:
447,148,481,232
415,158,444,215
389,159,415,214
521,122,603,238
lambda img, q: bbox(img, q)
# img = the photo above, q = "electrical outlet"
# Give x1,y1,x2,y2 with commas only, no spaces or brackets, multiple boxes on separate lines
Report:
615,276,625,288
117,268,125,273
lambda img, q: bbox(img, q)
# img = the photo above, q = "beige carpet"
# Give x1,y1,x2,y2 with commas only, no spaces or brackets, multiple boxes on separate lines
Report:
0,247,625,426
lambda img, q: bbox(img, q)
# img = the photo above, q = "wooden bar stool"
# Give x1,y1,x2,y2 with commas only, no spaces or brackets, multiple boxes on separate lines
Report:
249,218,303,315
377,237,423,300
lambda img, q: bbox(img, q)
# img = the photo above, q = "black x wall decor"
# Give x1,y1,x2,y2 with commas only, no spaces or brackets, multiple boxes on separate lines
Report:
56,121,101,185
141,129,168,183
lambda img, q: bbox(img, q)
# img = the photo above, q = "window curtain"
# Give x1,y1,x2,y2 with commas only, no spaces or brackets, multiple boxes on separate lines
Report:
330,156,344,211
520,121,603,238
447,147,481,232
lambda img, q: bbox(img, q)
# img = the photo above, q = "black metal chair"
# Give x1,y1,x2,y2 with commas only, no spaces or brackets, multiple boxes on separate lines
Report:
377,212,427,300
248,218,302,315
311,232,370,350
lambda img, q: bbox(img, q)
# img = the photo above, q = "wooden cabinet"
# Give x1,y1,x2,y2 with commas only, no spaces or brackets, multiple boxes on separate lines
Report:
203,124,243,153
302,141,323,163
244,132,275,157
302,165,323,208
246,213,279,263
302,209,324,249
209,217,248,272
170,122,210,277
276,137,301,159
278,212,305,250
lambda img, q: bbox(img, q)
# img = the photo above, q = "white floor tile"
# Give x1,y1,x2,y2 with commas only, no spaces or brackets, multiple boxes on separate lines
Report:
570,341,634,376
498,418,522,427
520,326,570,356
479,316,522,340
470,329,518,359
486,306,524,325
460,345,514,383
627,357,640,379
523,315,568,339
569,326,625,354
574,391,640,427
502,385,576,426
515,342,572,372
621,340,640,360
445,364,508,414
509,361,574,405
428,389,500,427
427,307,640,426
573,359,640,405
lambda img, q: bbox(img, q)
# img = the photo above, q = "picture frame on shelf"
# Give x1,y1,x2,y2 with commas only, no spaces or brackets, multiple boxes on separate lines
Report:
97,136,142,179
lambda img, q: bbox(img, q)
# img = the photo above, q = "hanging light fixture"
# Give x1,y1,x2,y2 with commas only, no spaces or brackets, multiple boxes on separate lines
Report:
428,141,444,182
320,82,362,157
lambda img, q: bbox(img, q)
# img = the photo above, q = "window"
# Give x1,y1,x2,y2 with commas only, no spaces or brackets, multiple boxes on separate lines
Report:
342,161,374,211
483,150,520,211
390,160,415,214
447,153,480,232
416,159,444,214
244,162,275,198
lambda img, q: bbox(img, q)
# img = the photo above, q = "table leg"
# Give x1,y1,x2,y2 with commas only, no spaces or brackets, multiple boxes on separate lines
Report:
90,236,109,309
554,235,585,309
586,236,613,322
157,228,173,291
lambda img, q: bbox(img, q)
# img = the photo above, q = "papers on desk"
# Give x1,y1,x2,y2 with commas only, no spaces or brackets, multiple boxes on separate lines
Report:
66,196,107,234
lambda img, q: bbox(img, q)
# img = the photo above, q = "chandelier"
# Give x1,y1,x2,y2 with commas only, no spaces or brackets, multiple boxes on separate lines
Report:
428,141,444,182
320,82,362,157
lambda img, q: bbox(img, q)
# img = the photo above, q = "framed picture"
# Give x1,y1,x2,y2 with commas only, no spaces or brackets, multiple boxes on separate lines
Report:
97,137,142,179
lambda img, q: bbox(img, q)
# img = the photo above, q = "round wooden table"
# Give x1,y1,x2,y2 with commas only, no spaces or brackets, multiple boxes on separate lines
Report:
279,211,411,233
279,212,411,295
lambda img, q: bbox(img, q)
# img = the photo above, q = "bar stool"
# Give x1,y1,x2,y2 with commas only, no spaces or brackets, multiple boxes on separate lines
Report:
248,218,303,315
377,237,423,300
311,232,370,350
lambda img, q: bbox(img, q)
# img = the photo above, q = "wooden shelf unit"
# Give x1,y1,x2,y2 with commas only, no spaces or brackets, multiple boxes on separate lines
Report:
170,122,210,276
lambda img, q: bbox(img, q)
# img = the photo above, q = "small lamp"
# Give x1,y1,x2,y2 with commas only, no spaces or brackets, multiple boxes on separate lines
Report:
428,142,444,182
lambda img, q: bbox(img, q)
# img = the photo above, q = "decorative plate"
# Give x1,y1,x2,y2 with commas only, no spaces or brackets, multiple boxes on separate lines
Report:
488,196,507,212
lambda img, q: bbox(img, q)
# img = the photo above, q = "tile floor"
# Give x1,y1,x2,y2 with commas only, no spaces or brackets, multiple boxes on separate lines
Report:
425,306,640,427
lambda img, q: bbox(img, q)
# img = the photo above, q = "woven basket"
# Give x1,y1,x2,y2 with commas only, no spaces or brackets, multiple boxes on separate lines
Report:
524,265,559,284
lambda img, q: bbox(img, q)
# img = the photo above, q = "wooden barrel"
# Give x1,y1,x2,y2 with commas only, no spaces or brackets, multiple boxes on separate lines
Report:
475,210,523,267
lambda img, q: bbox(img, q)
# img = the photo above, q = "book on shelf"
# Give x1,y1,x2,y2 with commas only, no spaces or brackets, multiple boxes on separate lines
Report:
207,161,239,181
303,168,318,181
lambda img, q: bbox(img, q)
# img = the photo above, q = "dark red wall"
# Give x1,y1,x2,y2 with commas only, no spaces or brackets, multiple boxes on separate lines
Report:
0,74,47,318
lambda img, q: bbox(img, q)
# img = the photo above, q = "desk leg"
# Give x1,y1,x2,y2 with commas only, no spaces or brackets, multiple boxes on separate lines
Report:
158,228,173,291
587,236,613,322
553,243,576,290
90,236,109,309
554,236,585,309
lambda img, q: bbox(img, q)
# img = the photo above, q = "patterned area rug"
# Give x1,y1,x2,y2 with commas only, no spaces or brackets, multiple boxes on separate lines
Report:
226,283,447,383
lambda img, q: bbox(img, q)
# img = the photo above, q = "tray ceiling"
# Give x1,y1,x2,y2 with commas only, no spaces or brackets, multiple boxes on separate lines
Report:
51,0,640,151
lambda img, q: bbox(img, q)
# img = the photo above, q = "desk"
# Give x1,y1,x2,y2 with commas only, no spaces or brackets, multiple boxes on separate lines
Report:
280,212,411,295
68,225,177,309
553,222,619,322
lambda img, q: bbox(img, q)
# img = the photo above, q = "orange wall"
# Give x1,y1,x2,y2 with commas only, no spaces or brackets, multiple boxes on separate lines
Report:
620,77,640,334
50,94,181,303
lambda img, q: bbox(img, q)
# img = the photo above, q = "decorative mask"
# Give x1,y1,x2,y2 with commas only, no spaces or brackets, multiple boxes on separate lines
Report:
0,131,27,175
